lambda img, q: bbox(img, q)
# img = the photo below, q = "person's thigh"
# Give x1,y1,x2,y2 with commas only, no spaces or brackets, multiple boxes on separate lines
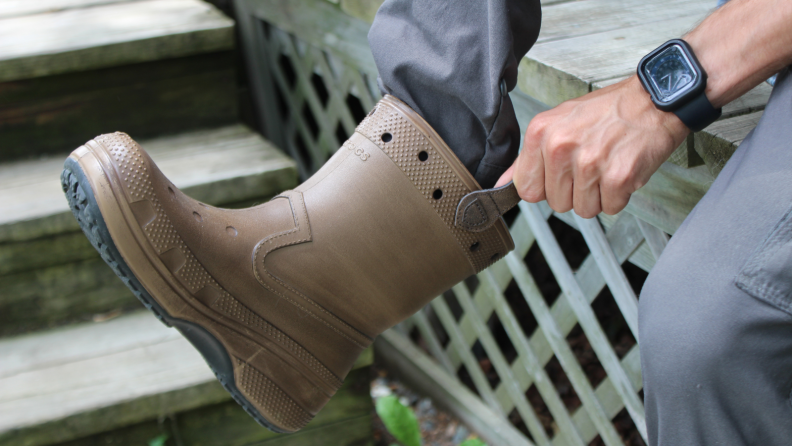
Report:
640,67,792,446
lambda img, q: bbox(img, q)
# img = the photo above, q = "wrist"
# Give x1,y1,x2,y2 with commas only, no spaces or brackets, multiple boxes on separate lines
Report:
628,76,689,144
683,33,729,108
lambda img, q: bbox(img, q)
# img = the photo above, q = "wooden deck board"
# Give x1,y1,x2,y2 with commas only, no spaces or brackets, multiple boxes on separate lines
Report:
0,125,297,244
538,0,712,44
0,311,373,446
694,111,763,176
520,15,711,107
0,0,234,82
0,0,139,19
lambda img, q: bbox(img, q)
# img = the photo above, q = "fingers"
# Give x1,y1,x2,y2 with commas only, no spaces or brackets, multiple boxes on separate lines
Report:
573,178,602,218
600,173,633,215
543,140,573,213
494,164,515,188
513,123,546,203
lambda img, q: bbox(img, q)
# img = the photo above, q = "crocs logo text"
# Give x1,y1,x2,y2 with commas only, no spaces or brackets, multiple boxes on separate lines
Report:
344,142,369,161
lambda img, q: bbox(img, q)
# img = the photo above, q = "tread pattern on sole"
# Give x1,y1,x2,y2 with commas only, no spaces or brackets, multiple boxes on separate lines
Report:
61,157,290,434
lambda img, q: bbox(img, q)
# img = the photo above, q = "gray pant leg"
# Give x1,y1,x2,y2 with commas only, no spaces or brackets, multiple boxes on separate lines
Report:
640,67,792,446
368,0,541,188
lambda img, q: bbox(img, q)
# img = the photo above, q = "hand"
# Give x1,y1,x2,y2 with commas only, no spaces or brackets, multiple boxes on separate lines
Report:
496,76,689,218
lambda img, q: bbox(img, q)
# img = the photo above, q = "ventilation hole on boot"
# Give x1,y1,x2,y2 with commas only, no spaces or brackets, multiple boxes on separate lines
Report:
193,212,202,222
470,242,480,252
491,253,500,262
226,226,238,237
433,189,443,200
381,132,393,143
168,186,175,197
418,151,429,162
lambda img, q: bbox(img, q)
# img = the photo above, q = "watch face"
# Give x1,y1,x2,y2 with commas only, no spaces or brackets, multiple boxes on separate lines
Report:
643,44,698,103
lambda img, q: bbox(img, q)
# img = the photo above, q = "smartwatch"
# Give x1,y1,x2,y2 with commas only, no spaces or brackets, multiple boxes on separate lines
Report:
637,39,722,132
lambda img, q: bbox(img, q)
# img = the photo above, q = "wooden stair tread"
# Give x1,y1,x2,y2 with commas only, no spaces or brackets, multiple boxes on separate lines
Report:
0,124,297,243
0,312,217,440
0,0,233,82
0,311,373,446
0,0,137,20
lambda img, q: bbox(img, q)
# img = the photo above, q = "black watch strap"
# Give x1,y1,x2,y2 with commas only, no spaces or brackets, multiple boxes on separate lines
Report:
672,91,722,132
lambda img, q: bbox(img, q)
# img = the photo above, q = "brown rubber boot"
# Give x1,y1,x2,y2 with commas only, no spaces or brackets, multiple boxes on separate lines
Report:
61,95,515,433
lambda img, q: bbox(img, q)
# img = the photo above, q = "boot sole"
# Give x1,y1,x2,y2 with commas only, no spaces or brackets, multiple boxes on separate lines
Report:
61,155,288,434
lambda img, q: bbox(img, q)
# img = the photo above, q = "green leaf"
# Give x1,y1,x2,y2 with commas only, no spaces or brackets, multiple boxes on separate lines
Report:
459,439,487,446
147,434,169,446
375,395,421,446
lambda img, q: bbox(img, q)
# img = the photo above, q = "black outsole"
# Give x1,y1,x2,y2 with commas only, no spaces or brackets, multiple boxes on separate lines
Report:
61,157,287,434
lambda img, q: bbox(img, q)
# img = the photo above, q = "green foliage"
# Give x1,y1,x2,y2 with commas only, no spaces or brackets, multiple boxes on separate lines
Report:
459,438,487,446
375,396,421,446
147,433,169,446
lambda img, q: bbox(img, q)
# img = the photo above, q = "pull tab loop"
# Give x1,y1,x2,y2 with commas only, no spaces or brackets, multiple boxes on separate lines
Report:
454,181,521,232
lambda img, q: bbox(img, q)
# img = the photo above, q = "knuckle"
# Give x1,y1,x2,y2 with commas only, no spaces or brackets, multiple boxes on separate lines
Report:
576,152,599,177
544,135,571,163
526,116,549,139
518,183,545,203
603,169,633,191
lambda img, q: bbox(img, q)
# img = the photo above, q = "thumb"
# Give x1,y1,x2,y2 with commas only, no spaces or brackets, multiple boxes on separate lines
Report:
494,163,516,188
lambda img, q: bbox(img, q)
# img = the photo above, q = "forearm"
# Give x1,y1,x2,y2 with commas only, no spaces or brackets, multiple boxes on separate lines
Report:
685,0,792,107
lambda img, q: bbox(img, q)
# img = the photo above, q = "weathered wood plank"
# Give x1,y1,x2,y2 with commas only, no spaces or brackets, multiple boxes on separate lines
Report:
519,15,711,107
376,329,534,446
626,163,713,235
0,125,297,243
0,51,237,161
0,258,136,337
538,0,713,44
0,0,139,20
694,111,762,176
0,0,234,82
0,312,372,446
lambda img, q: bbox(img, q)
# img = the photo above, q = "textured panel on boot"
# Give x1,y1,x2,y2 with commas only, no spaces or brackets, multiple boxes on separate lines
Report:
236,358,314,432
94,133,340,389
216,294,342,387
355,105,506,272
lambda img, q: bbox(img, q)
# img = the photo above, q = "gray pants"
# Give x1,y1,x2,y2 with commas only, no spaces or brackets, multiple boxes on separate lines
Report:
370,2,792,444
640,66,792,445
368,0,541,188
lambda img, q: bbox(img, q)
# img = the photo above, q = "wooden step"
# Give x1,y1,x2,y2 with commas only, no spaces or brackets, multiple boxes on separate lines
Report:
0,0,233,82
0,125,298,336
0,0,237,159
0,311,373,446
